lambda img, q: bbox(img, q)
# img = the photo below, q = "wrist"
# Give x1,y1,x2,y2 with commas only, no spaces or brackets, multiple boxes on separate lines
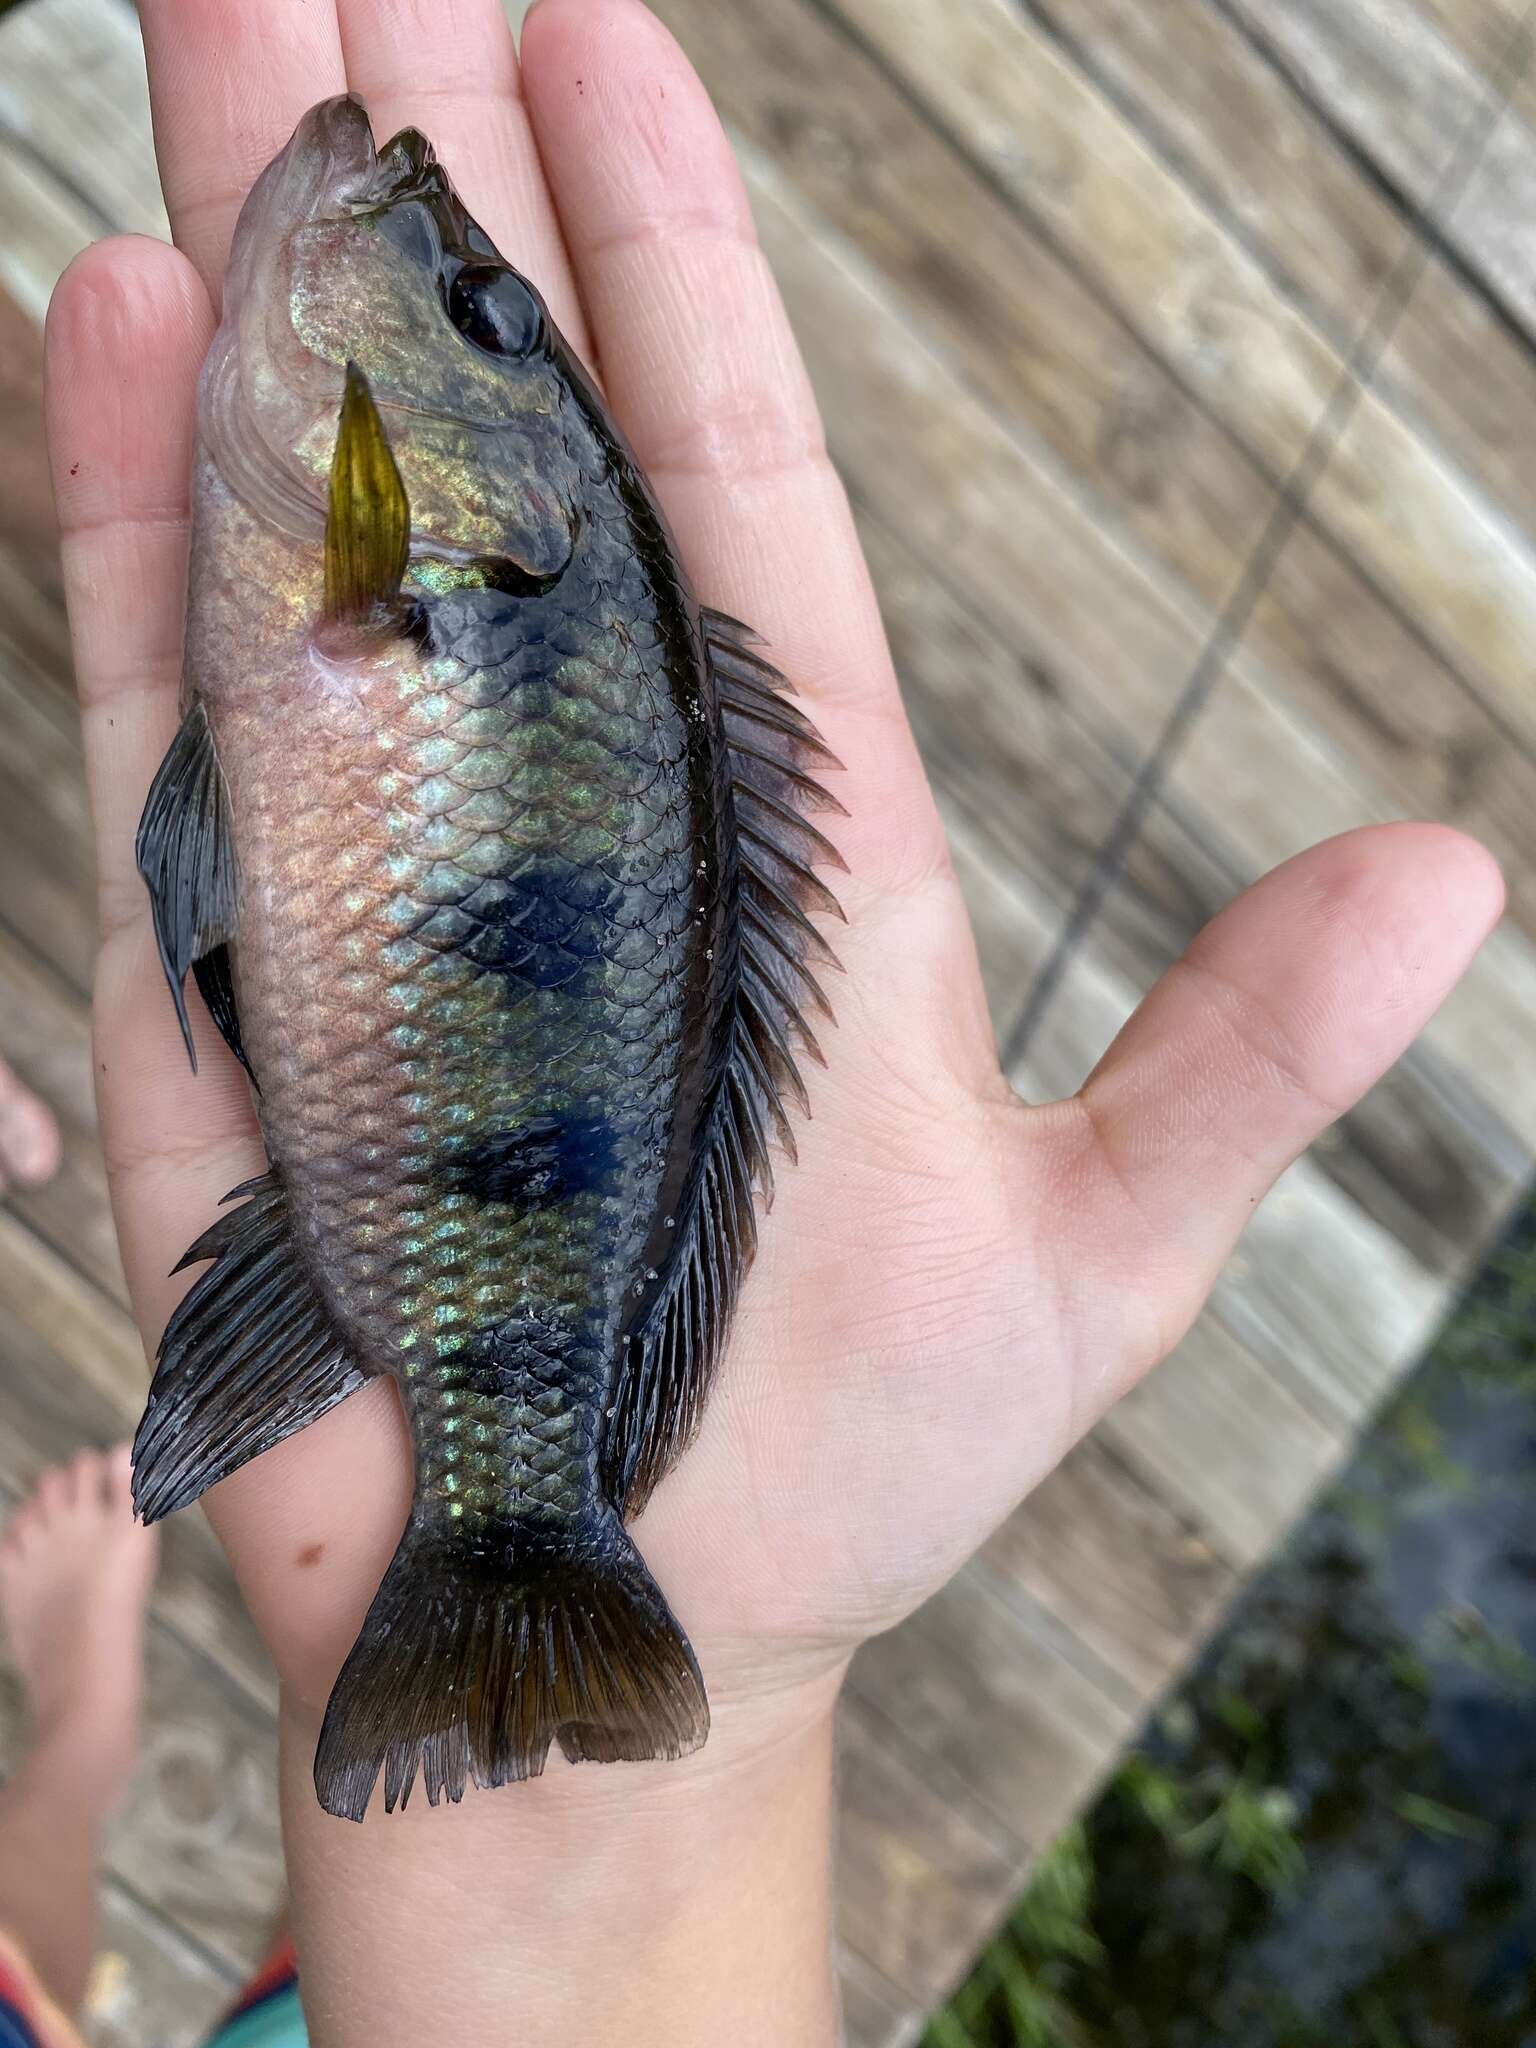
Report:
278,1666,846,2048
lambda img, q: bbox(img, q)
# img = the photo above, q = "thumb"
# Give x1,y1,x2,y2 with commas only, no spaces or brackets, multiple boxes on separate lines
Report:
1061,823,1503,1396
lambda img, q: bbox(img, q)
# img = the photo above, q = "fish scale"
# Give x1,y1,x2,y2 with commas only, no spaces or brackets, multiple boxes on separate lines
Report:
129,95,843,1821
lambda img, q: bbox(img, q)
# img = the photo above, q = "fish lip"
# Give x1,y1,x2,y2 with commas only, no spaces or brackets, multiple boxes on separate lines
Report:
287,93,381,214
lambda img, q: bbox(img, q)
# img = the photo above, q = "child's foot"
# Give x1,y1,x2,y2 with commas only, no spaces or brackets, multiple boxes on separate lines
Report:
0,1448,159,1809
0,1054,60,1194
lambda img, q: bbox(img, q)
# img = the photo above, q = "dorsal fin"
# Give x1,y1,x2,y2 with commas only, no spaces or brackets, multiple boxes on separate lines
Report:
601,609,845,1515
324,361,410,621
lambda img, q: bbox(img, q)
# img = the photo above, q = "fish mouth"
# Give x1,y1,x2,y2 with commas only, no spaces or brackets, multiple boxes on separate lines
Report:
270,93,381,223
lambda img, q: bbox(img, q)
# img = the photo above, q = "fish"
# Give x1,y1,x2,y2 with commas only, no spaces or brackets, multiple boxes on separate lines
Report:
129,95,844,1821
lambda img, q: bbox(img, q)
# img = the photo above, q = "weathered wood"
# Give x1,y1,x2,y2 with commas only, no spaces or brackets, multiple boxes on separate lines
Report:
834,1690,1022,2010
1218,0,1536,334
836,1946,920,2048
0,287,59,606
0,544,74,705
87,1881,239,2048
1096,1314,1346,1569
1415,0,1536,129
979,1435,1238,1699
808,0,1536,785
848,1562,1137,1845
0,124,102,323
737,145,1536,1175
1034,0,1536,550
0,924,126,1307
0,0,167,242
0,652,97,996
666,0,1536,939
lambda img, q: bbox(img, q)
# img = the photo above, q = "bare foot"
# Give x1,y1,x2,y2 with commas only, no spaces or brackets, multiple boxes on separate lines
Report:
0,1053,61,1194
0,1448,159,1809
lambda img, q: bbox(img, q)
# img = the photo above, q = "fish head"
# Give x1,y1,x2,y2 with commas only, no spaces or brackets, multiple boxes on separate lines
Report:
206,95,581,587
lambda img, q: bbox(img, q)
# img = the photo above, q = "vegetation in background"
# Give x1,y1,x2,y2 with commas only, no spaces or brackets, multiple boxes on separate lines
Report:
922,1202,1536,2047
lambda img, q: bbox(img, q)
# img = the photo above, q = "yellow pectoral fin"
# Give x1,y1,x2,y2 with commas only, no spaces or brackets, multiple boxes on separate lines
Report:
324,360,411,621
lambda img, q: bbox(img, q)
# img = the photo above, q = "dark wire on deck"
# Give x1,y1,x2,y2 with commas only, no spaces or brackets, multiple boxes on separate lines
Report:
1000,3,1536,1076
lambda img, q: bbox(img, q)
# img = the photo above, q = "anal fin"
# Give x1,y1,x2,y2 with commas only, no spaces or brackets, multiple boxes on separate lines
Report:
136,699,239,1073
133,1172,368,1523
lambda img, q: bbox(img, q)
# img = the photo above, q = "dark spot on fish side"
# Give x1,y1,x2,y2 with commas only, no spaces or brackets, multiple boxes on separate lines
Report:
454,860,619,994
296,1542,325,1569
440,1112,616,1209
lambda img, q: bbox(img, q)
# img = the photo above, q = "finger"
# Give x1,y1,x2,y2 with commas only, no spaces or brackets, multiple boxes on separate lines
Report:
333,0,592,356
47,237,411,1677
519,0,944,898
138,0,347,296
46,236,262,1326
1060,824,1504,1389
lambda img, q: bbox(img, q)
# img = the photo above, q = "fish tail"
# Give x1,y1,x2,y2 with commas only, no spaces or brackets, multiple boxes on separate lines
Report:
313,1509,709,1821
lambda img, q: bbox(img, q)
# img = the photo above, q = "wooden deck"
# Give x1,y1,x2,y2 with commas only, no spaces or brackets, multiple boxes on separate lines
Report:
2,0,1535,2040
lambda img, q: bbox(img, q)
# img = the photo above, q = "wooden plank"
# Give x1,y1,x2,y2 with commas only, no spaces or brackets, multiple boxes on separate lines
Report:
836,1947,918,2048
0,0,167,240
0,128,101,323
939,804,1057,1035
1415,0,1536,130
0,925,127,1308
848,1563,1135,1845
1218,0,1536,334
664,0,1536,940
868,507,1140,922
834,1690,1023,2012
1035,0,1536,551
732,144,1536,1182
979,1435,1237,1699
0,652,96,997
0,285,59,607
804,0,1536,781
1213,1153,1446,1429
1096,1314,1347,1569
0,544,74,706
87,1881,238,2048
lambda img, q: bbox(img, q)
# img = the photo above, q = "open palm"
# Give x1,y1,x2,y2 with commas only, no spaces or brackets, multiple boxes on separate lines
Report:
46,0,1499,1783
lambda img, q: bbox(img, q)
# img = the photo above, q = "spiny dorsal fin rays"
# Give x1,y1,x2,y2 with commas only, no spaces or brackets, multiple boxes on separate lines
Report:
324,361,410,622
599,607,845,1516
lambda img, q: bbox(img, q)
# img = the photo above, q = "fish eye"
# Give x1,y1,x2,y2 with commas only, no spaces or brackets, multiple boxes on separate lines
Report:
447,264,543,358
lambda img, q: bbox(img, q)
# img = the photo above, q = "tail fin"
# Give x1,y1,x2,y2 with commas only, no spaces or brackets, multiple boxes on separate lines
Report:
313,1513,708,1821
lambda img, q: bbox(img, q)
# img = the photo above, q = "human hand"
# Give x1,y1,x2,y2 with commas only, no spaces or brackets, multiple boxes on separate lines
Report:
44,0,1502,2040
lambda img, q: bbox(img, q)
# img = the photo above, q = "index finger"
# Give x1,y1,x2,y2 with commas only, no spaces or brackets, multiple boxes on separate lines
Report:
139,0,348,296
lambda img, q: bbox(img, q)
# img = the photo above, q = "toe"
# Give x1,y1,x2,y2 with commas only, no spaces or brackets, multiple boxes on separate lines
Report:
0,1061,61,1192
75,1448,112,1513
35,1466,71,1522
106,1443,136,1513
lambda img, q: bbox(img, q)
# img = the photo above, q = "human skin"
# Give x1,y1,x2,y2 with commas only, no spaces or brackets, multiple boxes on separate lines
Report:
43,1,1504,2042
